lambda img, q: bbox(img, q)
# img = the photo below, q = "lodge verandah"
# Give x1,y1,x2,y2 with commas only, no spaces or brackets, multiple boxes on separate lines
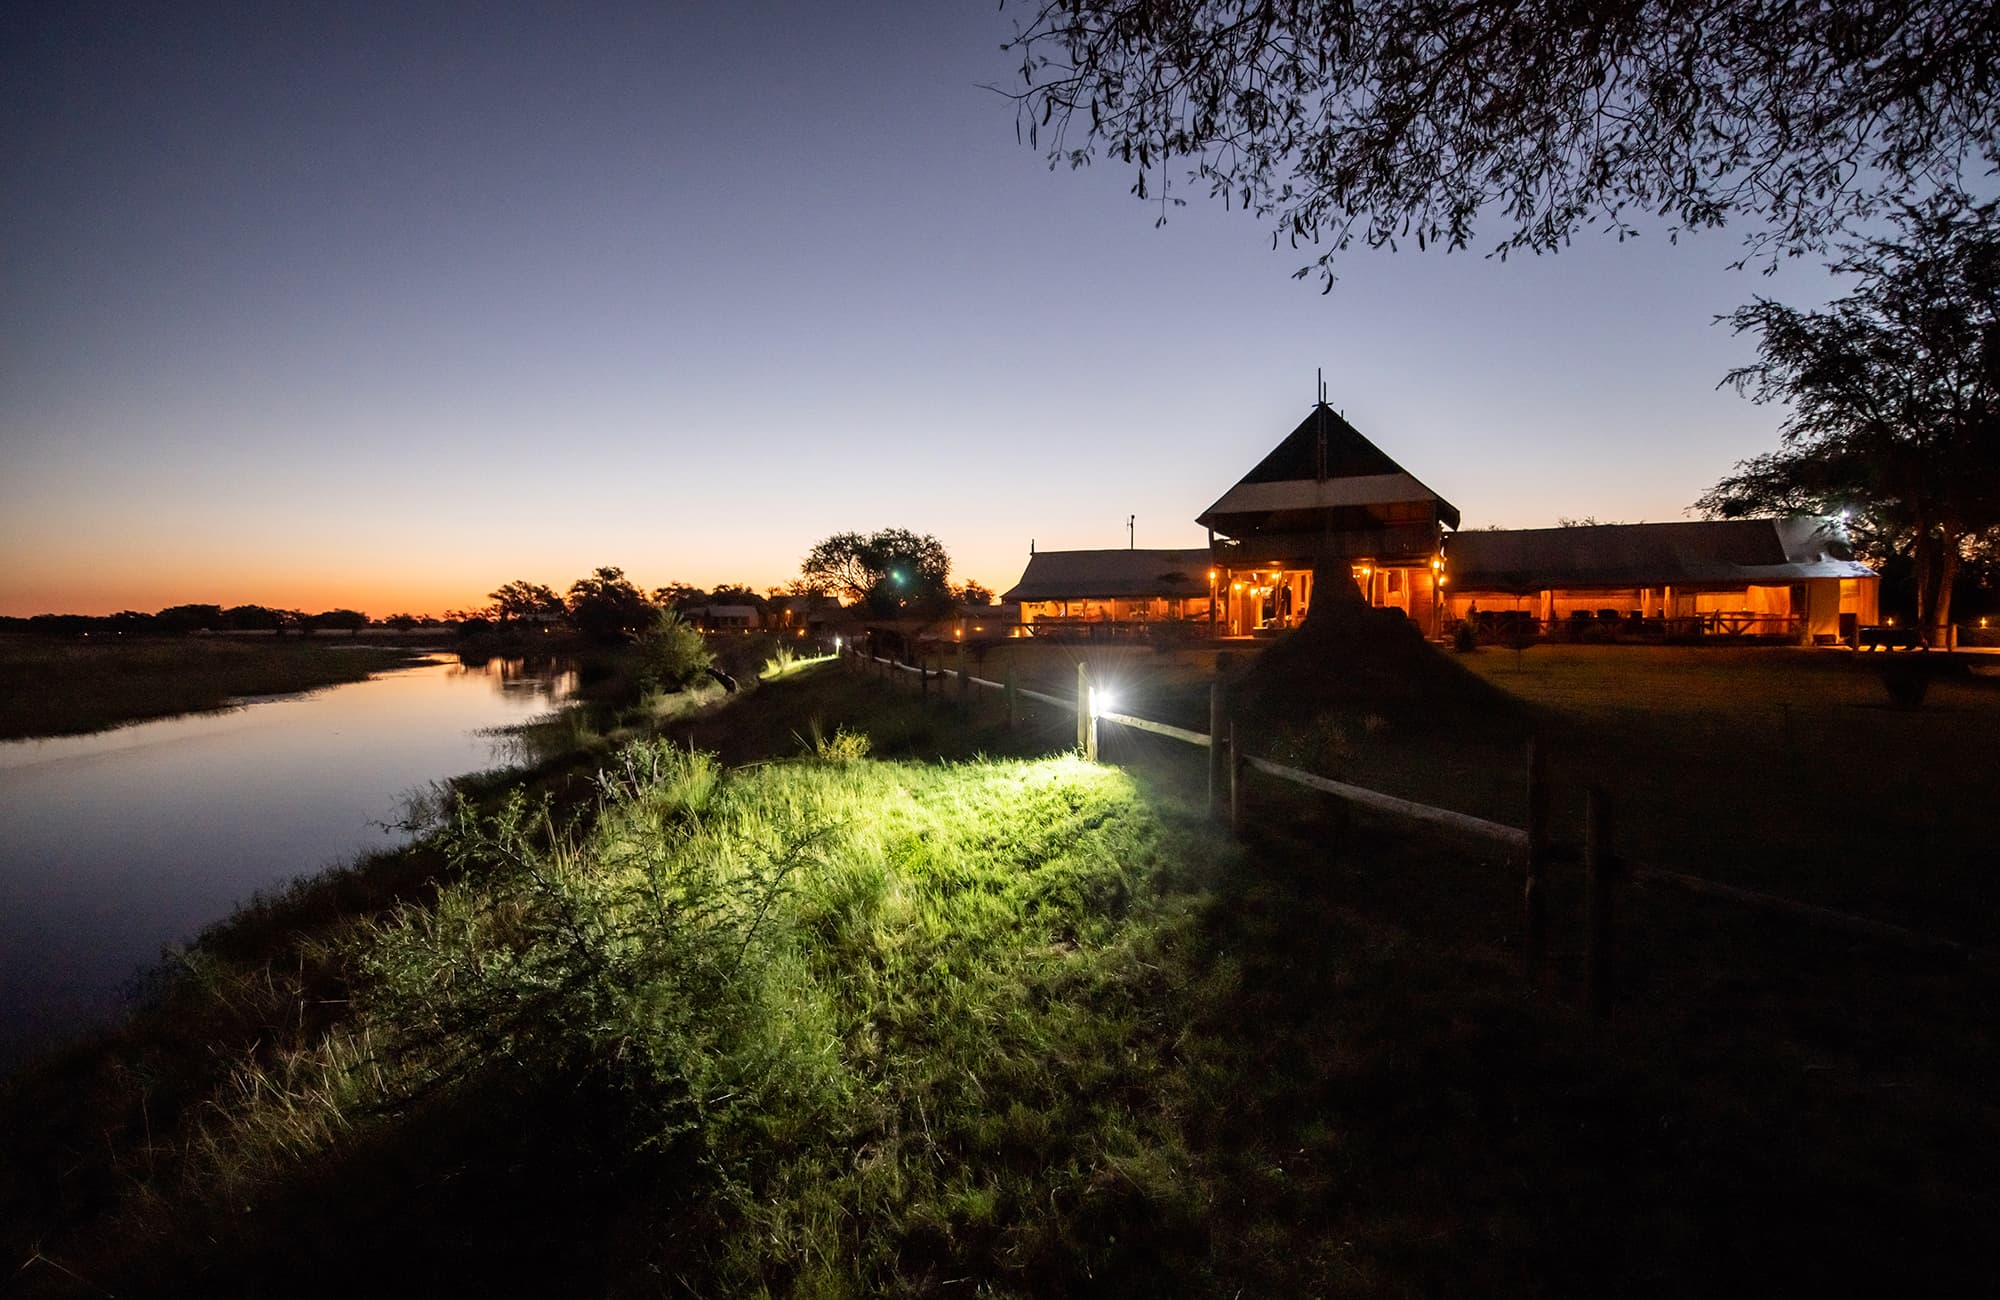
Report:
1446,578,1881,642
1442,521,1882,643
1214,559,1446,638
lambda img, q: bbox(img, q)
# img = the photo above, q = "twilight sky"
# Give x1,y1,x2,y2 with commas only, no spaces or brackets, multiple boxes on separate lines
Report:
1,0,1844,617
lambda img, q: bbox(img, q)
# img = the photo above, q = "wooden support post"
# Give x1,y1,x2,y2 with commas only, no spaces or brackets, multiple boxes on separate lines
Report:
1004,666,1018,728
1076,662,1090,755
1584,786,1616,1017
1523,738,1550,980
1228,719,1246,835
1207,681,1224,815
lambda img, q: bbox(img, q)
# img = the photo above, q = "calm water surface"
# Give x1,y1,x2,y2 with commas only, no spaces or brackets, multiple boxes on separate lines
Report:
0,655,575,1070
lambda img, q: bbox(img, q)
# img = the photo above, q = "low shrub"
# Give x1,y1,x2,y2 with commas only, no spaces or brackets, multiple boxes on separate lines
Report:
633,610,713,693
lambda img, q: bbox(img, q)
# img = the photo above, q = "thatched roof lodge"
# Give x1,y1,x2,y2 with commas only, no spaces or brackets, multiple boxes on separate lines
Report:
1000,398,1881,643
1198,402,1458,637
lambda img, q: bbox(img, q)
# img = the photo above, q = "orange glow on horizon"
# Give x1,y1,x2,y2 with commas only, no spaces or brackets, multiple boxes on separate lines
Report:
1,565,1026,621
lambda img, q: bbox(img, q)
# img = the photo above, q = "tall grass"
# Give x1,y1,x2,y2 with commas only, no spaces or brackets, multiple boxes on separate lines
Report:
110,737,1224,1294
15,659,1996,1296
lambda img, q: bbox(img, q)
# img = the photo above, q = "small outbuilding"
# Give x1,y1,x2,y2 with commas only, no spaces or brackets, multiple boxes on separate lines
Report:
682,604,762,632
1002,548,1212,635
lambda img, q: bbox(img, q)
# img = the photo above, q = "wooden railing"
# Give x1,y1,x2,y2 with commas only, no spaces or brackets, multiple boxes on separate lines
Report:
841,646,1992,1015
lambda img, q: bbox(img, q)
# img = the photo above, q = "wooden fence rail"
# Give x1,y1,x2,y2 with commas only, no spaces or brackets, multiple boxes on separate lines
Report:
1241,754,1529,850
846,648,1988,983
860,649,1525,845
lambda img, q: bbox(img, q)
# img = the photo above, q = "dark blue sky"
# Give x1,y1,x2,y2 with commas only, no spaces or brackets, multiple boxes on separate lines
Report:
1,0,1839,614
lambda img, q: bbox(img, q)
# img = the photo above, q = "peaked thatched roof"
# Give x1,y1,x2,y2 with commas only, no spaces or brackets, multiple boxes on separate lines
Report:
1446,518,1876,592
1198,403,1461,530
1001,549,1210,602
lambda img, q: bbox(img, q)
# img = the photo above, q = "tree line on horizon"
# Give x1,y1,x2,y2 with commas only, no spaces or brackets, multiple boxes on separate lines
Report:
463,535,997,644
0,604,392,639
3,531,1005,642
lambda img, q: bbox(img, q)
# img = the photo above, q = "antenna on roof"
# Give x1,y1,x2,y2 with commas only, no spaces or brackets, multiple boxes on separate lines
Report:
1315,367,1329,482
1030,538,1035,556
1128,514,1135,549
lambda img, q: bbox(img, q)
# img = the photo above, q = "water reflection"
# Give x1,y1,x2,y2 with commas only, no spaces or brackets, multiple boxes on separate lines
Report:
0,655,575,1071
448,652,580,698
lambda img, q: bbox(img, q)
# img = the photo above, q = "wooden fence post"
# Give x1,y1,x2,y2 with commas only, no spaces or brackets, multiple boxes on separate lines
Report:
1228,718,1246,835
1076,662,1090,756
1208,681,1224,816
958,650,970,711
920,655,930,701
1004,666,1018,728
1523,738,1550,981
1584,786,1616,1017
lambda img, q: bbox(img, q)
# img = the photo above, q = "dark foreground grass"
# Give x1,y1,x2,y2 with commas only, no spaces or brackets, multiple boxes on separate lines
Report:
3,661,1995,1296
0,636,429,739
1454,646,2000,940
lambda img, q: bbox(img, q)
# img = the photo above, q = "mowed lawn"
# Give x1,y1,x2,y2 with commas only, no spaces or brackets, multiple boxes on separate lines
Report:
930,639,2000,943
1455,646,2000,943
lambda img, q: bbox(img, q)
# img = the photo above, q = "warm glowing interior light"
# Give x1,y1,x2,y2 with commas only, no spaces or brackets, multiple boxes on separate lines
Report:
1232,582,1243,591
1208,569,1218,580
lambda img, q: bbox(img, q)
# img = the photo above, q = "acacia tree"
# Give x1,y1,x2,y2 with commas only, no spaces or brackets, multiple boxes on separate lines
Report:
487,580,566,626
802,530,953,615
1697,193,2000,642
565,566,655,642
998,0,2000,285
652,583,707,610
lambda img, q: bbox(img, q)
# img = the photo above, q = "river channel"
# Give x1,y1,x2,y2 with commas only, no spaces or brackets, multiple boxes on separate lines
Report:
0,654,575,1071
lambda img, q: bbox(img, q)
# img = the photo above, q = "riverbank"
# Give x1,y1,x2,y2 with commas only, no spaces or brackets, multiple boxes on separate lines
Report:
5,658,1995,1295
0,636,433,740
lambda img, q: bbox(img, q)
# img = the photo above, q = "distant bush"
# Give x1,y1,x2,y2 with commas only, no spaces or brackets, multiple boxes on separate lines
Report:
799,717,870,762
1879,657,1936,710
634,610,714,693
762,643,797,678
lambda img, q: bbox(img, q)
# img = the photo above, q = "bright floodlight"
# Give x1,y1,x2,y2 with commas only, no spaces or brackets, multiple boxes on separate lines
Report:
1090,687,1115,718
